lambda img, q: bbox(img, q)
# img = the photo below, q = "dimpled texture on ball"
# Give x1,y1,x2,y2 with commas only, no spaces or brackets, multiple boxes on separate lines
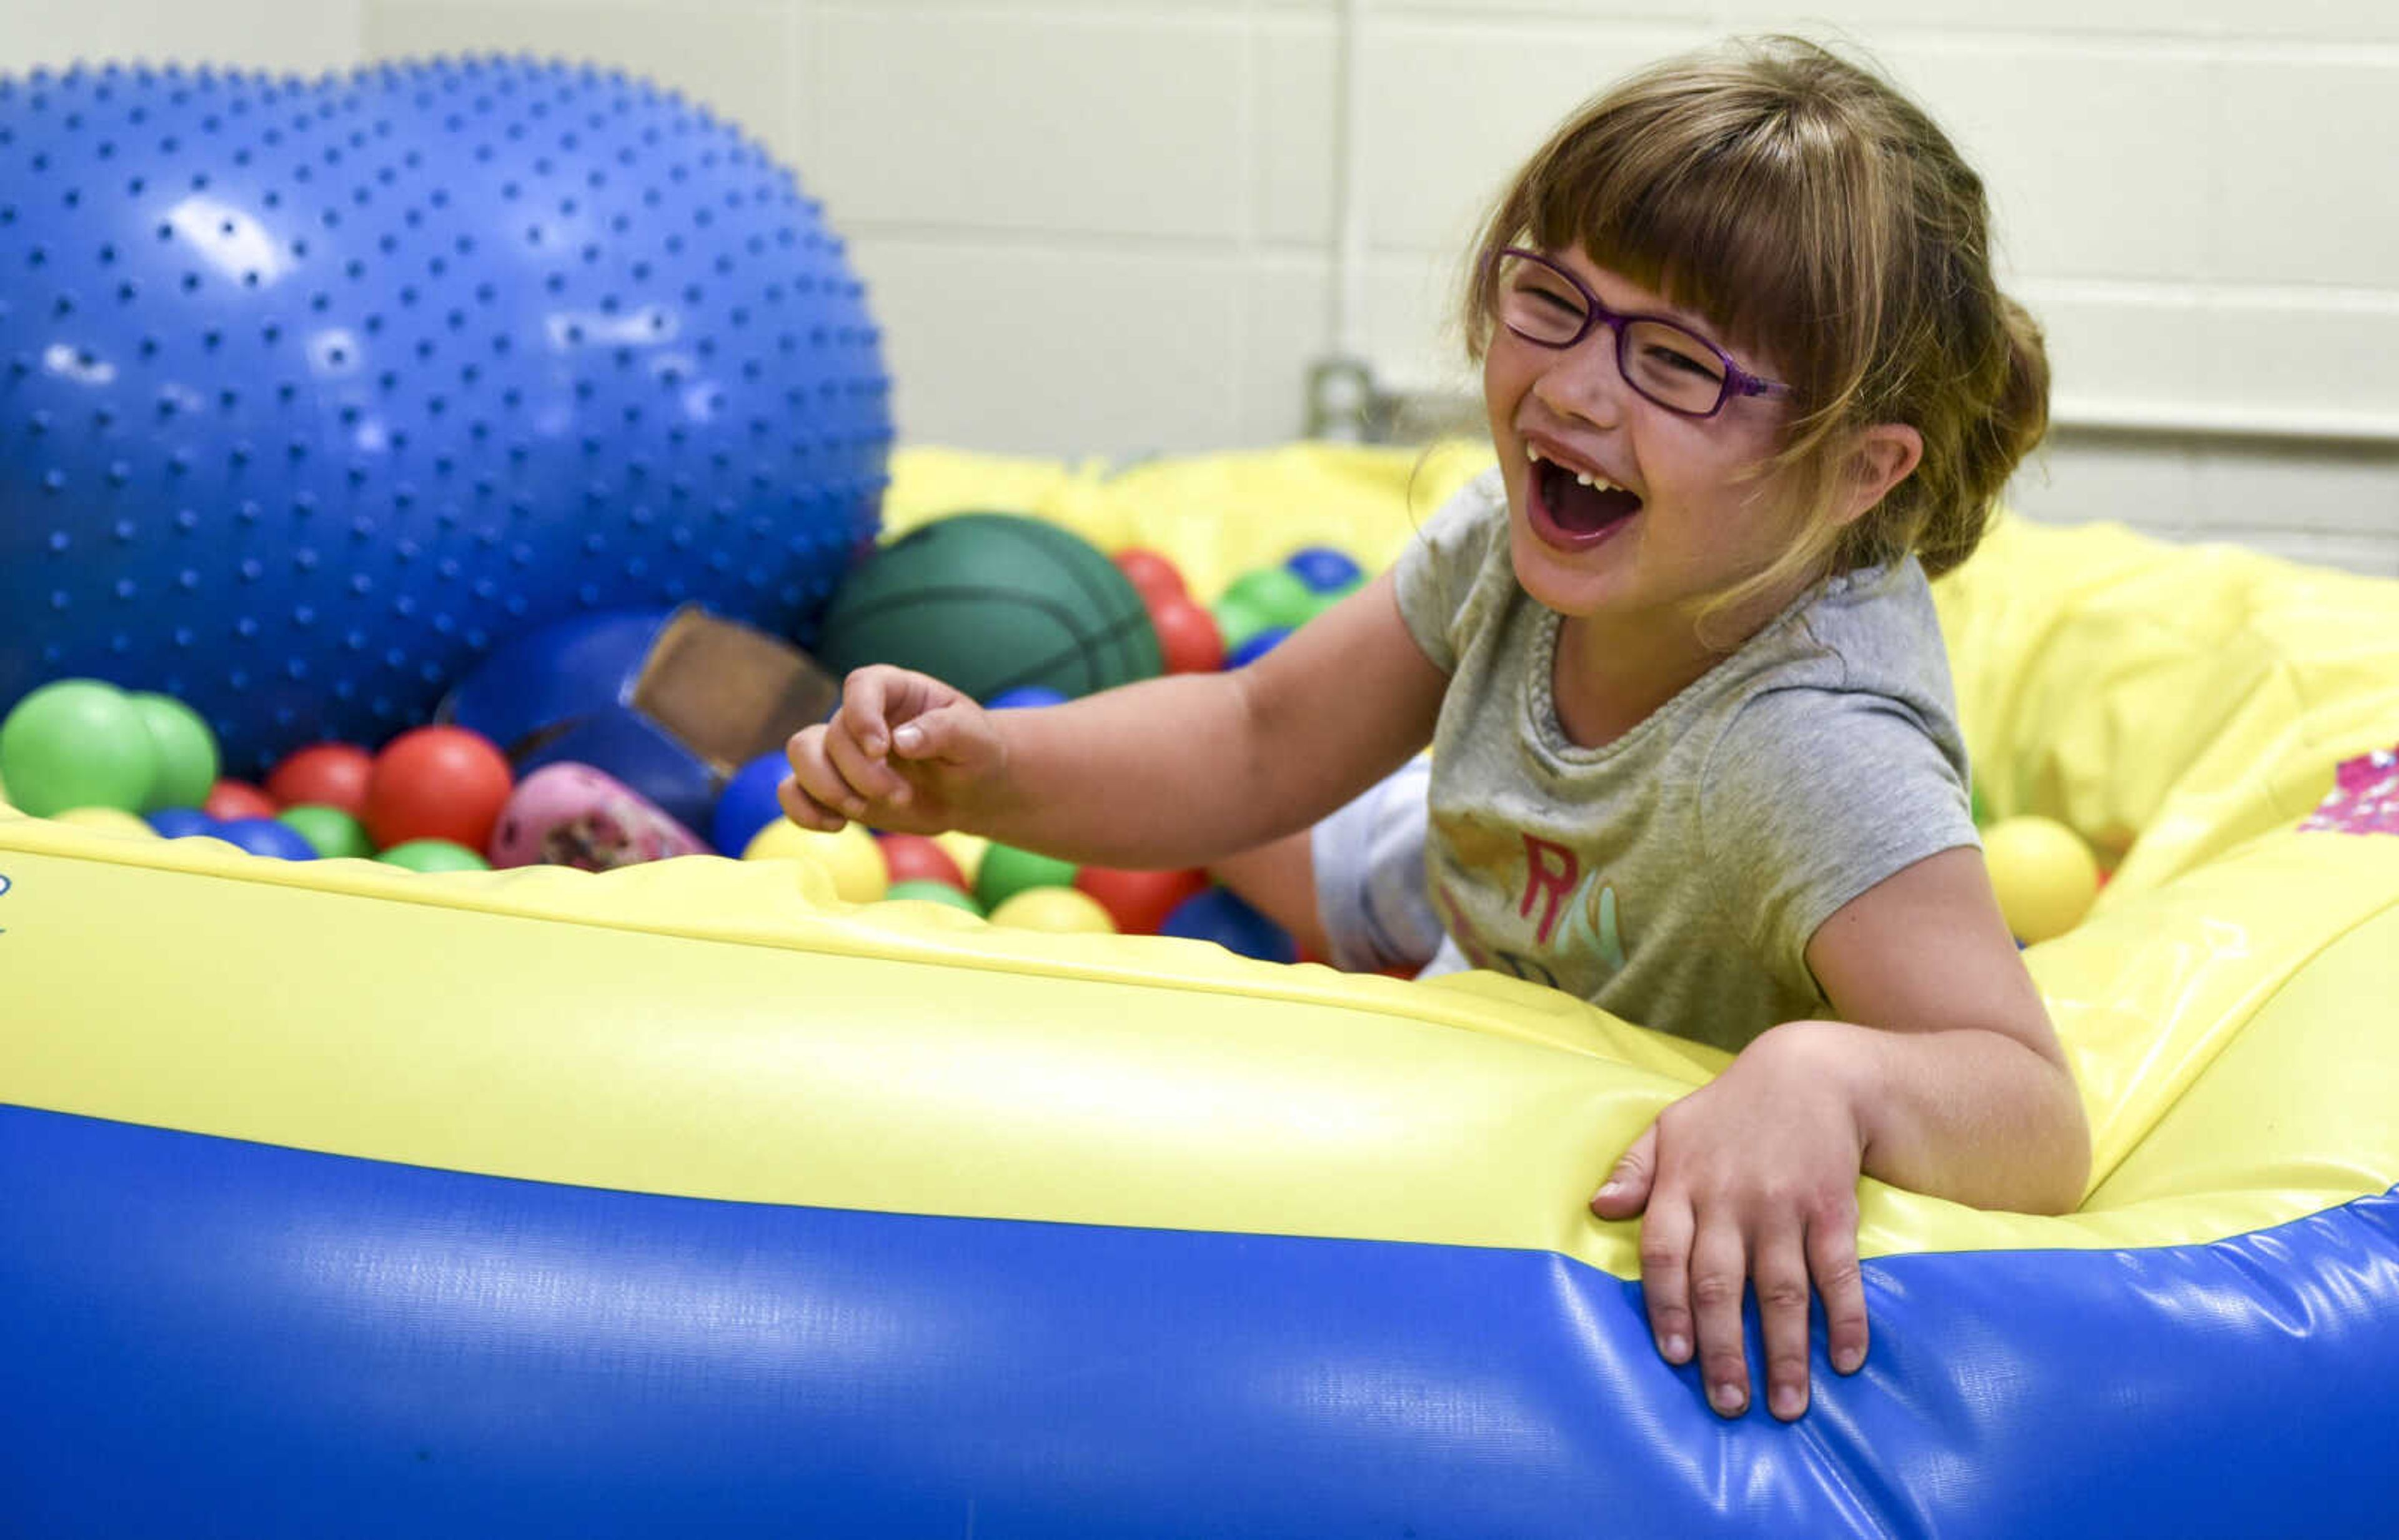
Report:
0,57,891,776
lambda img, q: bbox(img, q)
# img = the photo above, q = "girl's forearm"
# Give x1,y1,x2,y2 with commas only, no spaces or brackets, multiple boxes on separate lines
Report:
968,670,1326,869
1806,1019,2091,1215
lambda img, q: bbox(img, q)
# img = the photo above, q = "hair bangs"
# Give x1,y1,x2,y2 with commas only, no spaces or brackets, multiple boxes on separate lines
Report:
1511,89,1844,410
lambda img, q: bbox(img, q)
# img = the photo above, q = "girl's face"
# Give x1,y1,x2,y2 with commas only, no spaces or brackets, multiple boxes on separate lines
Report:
1482,249,1802,643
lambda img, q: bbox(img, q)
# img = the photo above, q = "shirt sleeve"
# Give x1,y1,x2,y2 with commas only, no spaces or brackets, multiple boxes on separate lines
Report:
1697,685,1980,1005
1390,470,1506,675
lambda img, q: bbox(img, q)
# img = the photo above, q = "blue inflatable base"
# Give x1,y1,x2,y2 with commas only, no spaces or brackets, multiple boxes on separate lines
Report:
5,1103,2393,1535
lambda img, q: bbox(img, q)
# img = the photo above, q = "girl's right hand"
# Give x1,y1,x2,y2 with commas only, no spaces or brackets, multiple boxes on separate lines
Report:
778,665,1006,835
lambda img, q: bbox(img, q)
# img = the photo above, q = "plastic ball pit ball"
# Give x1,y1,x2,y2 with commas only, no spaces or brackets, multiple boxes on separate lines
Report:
145,807,219,840
933,832,990,887
363,727,515,853
1112,549,1190,609
266,746,375,819
1161,887,1299,964
128,695,220,811
877,833,968,893
278,805,377,862
1074,865,1209,936
1982,815,2102,943
375,839,492,874
0,680,160,818
212,817,320,862
974,843,1080,912
742,819,888,904
712,752,797,860
988,887,1118,935
1286,547,1365,595
1149,599,1226,675
883,879,983,915
204,781,279,823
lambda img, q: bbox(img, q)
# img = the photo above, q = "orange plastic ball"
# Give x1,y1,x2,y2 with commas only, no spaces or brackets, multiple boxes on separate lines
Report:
266,742,375,817
1150,597,1226,675
877,831,968,892
1074,865,1209,936
1113,547,1189,609
363,727,515,853
204,778,279,822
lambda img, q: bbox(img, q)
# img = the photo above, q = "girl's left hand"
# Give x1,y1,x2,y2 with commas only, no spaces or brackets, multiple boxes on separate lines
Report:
1588,1020,1870,1423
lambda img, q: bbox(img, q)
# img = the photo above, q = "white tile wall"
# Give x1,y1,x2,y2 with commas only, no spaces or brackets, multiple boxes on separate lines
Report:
0,0,362,74
7,0,2398,574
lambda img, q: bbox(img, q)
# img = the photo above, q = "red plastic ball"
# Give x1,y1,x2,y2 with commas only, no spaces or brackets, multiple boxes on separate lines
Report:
265,742,375,816
876,832,968,892
362,726,515,853
1113,547,1189,609
1073,865,1209,936
203,778,279,822
1148,597,1226,675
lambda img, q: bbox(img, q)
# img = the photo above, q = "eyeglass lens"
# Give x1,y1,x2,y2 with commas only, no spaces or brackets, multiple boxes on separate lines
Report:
1494,252,1731,415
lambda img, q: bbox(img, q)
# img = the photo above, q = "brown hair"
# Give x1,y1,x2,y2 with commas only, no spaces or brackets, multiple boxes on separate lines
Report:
1463,36,2049,632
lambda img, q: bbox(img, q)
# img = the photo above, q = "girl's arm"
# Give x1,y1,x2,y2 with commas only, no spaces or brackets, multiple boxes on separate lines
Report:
782,570,1448,872
1589,847,2089,1424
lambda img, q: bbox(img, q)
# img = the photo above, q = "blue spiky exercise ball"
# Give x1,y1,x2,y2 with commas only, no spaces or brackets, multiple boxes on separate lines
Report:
0,57,890,775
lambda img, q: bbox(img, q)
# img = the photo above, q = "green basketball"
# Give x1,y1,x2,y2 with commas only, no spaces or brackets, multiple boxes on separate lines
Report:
814,514,1163,702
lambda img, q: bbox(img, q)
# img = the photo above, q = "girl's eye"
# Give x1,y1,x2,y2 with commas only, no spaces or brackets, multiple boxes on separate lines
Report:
1637,335,1723,381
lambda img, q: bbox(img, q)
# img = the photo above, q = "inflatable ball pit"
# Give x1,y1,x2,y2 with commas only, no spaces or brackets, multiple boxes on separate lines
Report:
6,442,2399,1535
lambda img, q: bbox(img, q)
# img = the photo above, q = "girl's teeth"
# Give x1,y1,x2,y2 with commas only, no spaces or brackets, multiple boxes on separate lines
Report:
1527,444,1545,463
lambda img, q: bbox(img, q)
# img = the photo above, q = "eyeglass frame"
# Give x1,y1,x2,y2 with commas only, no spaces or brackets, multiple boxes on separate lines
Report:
1489,247,1791,420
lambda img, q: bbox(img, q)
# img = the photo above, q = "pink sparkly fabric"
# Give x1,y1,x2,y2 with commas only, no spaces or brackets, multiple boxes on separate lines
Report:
2300,747,2399,835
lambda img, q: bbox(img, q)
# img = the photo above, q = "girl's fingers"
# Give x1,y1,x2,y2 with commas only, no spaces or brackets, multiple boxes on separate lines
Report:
1806,1206,1870,1378
823,711,911,810
1635,1193,1696,1369
1752,1222,1815,1421
774,770,847,833
784,726,868,823
1689,1221,1752,1418
1590,1121,1658,1219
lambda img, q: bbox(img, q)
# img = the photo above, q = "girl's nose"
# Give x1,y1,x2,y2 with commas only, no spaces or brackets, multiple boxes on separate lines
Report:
1530,331,1628,429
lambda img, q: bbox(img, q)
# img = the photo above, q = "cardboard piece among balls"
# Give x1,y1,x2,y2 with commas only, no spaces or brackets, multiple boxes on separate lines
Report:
440,605,840,837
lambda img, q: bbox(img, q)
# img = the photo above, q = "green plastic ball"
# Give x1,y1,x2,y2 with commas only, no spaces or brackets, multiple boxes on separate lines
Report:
279,803,377,860
1221,566,1322,630
973,842,1080,912
884,878,983,914
375,838,492,873
0,680,161,818
130,693,221,811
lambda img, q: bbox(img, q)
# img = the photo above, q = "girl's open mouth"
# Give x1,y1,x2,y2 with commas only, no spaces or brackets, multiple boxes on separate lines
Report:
1529,454,1642,550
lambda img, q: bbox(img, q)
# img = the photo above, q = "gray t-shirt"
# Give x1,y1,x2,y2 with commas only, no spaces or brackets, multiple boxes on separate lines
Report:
1386,468,1977,1055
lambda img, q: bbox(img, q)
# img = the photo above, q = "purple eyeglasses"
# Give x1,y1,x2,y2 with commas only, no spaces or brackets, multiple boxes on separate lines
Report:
1491,247,1789,419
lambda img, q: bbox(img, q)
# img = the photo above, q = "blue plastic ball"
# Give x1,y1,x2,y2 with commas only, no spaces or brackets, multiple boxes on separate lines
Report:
986,685,1070,710
711,750,792,858
1286,547,1364,594
211,816,319,860
0,58,892,777
1160,887,1298,965
145,806,220,840
1224,627,1292,670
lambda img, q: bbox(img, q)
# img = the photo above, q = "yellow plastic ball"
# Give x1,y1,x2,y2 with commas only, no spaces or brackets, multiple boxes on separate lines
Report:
49,805,162,840
741,819,889,903
932,830,989,887
1982,815,2100,943
986,885,1119,935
